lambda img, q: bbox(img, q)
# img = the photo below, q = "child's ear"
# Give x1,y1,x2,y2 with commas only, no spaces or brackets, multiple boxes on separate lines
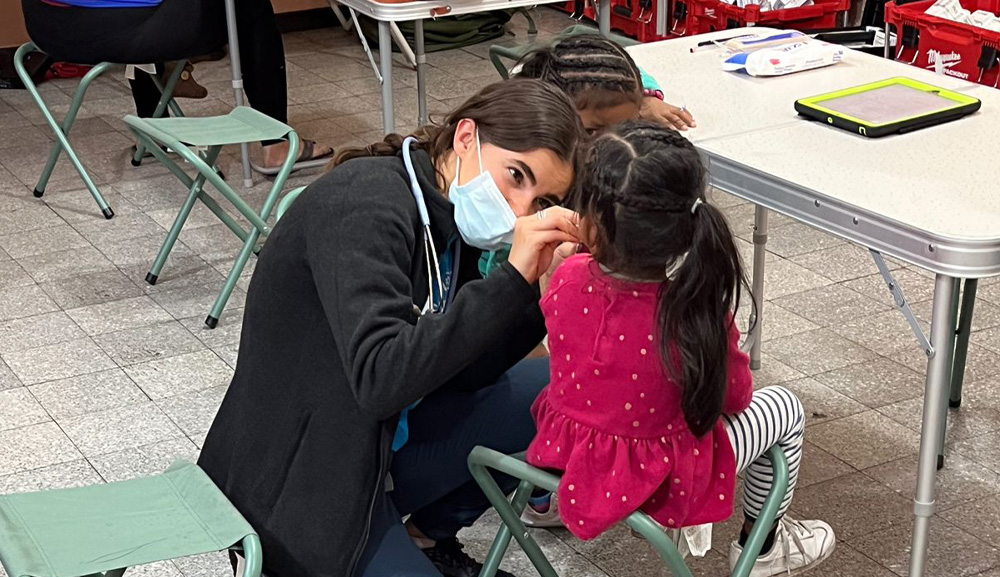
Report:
580,217,600,253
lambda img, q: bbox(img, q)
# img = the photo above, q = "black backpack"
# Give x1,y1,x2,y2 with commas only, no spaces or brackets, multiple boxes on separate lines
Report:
358,10,521,53
0,47,53,90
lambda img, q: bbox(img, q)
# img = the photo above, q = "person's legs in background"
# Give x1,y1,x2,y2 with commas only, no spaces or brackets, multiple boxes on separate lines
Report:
237,0,332,168
385,357,550,576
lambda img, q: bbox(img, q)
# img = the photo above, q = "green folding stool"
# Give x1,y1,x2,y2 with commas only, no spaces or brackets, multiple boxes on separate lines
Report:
0,460,260,577
487,24,638,80
468,446,789,577
124,107,300,328
13,43,187,219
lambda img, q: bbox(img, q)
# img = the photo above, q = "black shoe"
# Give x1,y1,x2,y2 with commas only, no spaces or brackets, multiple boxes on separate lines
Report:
422,538,517,577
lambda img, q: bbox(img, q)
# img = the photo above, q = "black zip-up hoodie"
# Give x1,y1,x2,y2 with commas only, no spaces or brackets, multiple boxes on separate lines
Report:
198,149,545,577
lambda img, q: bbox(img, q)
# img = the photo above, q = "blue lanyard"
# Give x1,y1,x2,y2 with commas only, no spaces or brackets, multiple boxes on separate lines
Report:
402,138,447,314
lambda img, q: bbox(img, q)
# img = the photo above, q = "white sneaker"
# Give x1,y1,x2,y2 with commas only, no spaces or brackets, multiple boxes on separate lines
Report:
520,492,564,528
728,517,835,576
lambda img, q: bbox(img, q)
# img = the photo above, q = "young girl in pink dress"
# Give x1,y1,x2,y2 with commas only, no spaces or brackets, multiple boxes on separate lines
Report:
525,121,835,576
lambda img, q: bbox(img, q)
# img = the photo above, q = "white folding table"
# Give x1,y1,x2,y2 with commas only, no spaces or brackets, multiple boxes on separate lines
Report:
631,29,1000,577
332,0,613,134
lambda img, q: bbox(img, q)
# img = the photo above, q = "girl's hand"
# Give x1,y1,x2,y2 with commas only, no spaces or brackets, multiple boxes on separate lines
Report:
540,241,579,296
640,98,697,131
508,207,581,285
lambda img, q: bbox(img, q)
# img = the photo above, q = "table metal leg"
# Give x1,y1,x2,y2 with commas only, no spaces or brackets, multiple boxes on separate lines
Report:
950,279,977,409
415,19,427,126
909,274,960,577
378,20,395,135
224,0,254,189
599,0,611,36
749,205,768,370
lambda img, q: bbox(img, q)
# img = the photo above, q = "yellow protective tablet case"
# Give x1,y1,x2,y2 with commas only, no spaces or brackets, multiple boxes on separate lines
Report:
795,77,981,138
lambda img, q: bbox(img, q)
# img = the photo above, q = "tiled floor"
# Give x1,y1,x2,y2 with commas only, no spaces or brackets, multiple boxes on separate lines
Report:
1,9,999,577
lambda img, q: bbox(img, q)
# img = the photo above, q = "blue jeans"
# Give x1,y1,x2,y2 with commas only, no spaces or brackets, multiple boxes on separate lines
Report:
356,358,549,577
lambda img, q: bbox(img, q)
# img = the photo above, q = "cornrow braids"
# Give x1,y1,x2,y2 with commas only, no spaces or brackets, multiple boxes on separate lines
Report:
516,35,644,111
578,120,751,438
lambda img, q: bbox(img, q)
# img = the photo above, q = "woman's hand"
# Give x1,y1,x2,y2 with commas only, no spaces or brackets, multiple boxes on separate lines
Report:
507,207,581,285
640,98,696,131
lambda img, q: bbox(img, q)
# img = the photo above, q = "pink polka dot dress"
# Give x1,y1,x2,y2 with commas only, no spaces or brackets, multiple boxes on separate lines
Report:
527,255,754,540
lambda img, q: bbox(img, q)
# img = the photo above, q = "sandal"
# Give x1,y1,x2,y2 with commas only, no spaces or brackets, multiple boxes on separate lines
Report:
252,139,333,176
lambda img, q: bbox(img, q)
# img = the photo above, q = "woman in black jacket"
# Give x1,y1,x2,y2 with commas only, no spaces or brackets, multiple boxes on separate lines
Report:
198,78,586,577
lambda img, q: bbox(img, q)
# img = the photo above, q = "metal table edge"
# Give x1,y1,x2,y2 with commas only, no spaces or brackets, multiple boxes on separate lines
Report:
337,0,568,21
702,150,1000,280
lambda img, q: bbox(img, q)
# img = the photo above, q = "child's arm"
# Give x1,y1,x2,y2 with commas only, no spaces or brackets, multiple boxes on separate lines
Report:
636,66,697,131
722,320,754,415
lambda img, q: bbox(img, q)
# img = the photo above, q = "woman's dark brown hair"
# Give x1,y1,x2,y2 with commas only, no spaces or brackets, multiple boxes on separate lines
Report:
329,78,586,172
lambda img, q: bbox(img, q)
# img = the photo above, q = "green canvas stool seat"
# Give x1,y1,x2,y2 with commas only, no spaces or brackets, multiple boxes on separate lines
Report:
13,43,188,220
0,460,260,577
124,106,301,328
488,24,638,79
468,445,789,577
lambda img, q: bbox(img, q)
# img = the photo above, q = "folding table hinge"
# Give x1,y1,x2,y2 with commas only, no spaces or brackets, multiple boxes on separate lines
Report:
870,249,934,357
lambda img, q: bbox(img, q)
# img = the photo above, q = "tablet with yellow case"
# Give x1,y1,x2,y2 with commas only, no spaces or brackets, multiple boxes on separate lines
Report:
794,77,981,138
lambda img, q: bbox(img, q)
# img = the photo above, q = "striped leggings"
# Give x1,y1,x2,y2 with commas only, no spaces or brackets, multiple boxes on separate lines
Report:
721,386,805,521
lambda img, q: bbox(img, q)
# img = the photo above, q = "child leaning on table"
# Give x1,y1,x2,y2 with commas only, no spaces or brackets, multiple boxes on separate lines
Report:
524,120,836,577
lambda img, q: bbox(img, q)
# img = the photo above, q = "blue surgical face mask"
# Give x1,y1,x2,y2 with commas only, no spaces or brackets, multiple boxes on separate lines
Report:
449,130,517,251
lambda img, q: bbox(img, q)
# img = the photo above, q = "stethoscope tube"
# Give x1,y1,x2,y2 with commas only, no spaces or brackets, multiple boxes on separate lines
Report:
402,137,446,314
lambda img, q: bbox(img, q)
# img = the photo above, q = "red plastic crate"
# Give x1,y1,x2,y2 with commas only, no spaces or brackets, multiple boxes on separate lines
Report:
885,0,1000,87
604,0,849,43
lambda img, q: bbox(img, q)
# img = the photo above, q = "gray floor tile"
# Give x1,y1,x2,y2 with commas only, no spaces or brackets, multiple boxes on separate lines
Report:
60,402,184,457
179,308,245,348
88,436,199,483
94,320,205,367
0,359,22,391
0,421,83,476
736,302,819,343
123,255,223,294
842,268,937,305
96,233,195,269
773,284,892,328
38,268,145,309
808,411,921,470
865,452,1000,512
813,358,926,408
762,222,847,259
0,284,59,322
950,431,1000,474
798,441,856,489
848,517,1000,577
124,349,233,399
912,297,1000,334
736,240,834,300
41,187,135,224
29,368,148,420
0,311,86,355
938,494,1000,548
150,283,247,320
751,354,806,388
791,472,912,541
73,212,166,247
0,202,64,236
763,329,879,376
211,342,239,369
0,459,102,494
170,552,233,577
157,385,227,436
0,387,50,431
0,260,34,291
0,224,90,259
2,336,115,385
17,245,116,284
66,295,173,336
790,243,885,283
801,544,897,577
780,378,867,427
895,344,1000,393
877,391,1000,445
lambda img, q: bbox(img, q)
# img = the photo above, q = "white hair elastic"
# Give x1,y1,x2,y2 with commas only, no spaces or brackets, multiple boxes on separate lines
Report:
690,198,704,214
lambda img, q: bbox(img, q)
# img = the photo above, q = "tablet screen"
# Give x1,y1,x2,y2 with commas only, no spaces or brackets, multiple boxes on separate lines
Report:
817,83,959,125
